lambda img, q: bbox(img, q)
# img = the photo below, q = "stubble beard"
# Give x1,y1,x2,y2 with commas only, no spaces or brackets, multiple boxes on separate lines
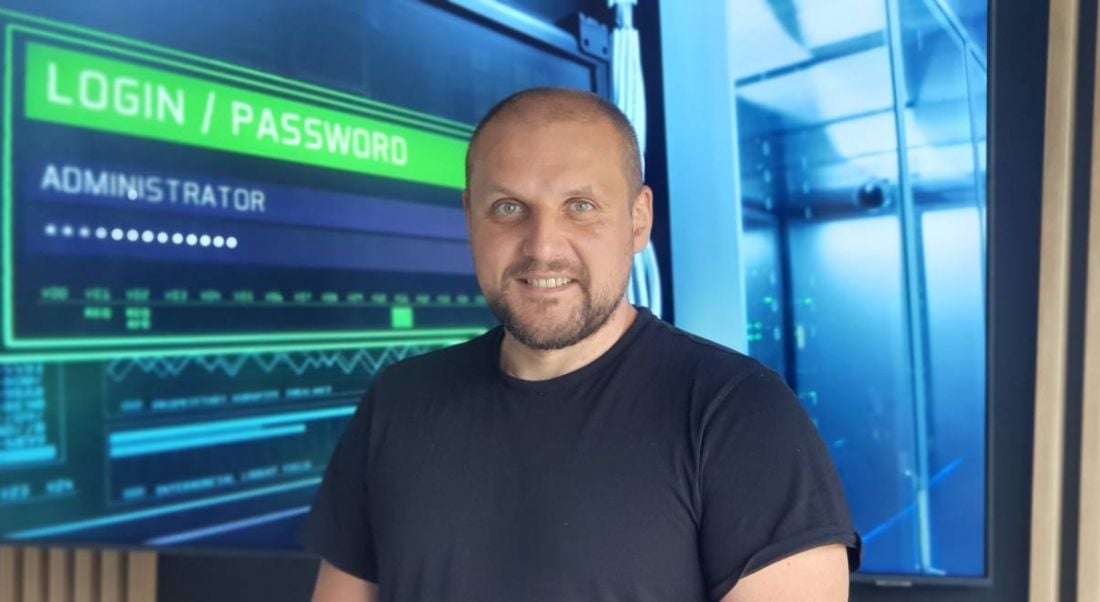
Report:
487,263,626,351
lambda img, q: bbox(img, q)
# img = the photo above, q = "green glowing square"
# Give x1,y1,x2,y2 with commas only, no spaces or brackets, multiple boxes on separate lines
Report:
391,307,414,329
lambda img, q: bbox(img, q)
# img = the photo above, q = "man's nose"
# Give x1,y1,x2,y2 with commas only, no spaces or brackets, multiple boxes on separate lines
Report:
521,209,568,261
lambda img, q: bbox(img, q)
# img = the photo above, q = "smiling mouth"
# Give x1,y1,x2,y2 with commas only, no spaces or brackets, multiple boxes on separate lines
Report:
521,277,574,289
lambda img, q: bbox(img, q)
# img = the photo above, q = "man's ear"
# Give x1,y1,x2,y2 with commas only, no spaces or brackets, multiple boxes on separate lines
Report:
631,185,654,254
462,190,472,225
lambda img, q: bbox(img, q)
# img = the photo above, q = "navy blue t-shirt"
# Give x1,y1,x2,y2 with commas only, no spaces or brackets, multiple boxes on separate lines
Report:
304,308,860,601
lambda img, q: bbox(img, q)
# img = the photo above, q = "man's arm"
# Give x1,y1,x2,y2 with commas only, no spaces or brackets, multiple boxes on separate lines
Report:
721,544,849,602
311,560,379,602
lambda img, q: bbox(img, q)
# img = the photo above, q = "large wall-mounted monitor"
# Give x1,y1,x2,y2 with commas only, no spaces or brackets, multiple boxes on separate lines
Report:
736,0,988,581
0,0,609,551
664,0,989,584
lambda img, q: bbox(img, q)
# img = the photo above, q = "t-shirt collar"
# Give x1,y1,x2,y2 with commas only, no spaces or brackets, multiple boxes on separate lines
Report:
491,305,654,394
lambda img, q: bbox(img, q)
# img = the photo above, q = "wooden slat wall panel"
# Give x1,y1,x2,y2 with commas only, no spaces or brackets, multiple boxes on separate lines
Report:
1077,3,1100,597
0,549,156,602
71,552,95,602
98,552,122,602
1030,0,1081,599
46,549,69,602
124,553,155,602
21,547,44,602
0,547,20,602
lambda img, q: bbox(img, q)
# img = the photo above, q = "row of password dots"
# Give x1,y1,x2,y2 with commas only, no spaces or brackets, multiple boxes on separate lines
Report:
44,223,238,249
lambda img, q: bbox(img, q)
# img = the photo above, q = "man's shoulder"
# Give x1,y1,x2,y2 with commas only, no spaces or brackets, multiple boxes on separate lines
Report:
641,315,766,381
633,314,798,419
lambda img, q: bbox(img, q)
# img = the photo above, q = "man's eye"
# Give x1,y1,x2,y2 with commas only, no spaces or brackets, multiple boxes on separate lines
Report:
493,201,522,215
571,200,595,212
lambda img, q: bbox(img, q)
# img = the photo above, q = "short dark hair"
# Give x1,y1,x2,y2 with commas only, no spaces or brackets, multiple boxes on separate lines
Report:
464,87,643,194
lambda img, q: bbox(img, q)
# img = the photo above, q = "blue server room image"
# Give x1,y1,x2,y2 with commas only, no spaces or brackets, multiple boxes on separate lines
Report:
0,0,1091,601
729,0,987,578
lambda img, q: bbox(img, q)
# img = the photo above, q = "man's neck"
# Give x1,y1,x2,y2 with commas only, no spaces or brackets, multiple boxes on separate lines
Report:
499,301,638,382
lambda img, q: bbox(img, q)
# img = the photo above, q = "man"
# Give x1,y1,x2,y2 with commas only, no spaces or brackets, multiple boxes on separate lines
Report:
305,87,860,601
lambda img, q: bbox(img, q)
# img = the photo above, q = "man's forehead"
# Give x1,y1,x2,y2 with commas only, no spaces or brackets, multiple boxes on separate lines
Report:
471,131,618,196
479,111,611,141
464,91,640,195
471,115,619,169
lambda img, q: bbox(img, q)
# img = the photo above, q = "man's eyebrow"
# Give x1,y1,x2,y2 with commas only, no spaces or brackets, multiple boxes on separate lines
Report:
563,185,597,198
481,184,524,199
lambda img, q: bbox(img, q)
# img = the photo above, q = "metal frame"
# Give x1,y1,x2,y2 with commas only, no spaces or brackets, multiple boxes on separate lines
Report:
430,0,612,98
883,0,937,575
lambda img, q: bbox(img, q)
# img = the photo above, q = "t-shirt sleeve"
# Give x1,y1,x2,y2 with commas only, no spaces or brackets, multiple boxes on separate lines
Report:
302,389,378,582
698,369,861,600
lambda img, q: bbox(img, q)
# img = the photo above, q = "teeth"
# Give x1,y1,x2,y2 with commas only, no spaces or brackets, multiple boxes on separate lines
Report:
527,277,572,288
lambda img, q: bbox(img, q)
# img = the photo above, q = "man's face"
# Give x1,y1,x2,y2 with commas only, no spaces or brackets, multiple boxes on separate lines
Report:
464,114,652,350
